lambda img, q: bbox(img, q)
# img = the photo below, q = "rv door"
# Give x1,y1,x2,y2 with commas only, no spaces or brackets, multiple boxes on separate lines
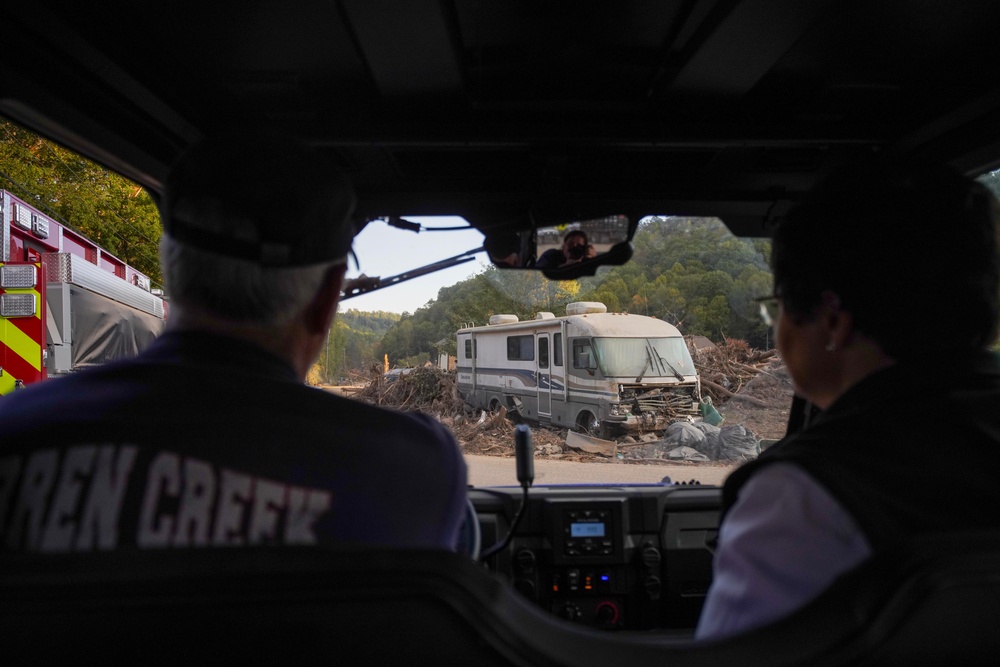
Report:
536,333,551,417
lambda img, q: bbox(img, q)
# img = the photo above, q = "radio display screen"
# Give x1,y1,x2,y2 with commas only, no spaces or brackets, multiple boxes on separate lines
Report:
570,521,606,538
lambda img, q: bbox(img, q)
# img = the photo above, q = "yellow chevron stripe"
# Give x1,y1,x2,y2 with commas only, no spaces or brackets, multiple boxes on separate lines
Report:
0,264,44,391
1,315,43,372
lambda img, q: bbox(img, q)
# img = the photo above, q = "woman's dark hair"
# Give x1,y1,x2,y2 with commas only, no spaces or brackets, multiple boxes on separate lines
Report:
771,158,1000,359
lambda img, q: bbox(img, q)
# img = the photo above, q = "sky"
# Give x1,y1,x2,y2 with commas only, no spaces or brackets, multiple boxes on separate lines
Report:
340,216,488,314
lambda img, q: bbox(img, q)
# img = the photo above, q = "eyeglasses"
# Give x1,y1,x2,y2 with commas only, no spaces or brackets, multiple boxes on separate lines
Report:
755,295,781,327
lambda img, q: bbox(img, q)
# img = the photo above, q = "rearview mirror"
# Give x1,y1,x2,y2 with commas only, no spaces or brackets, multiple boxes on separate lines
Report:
484,215,634,280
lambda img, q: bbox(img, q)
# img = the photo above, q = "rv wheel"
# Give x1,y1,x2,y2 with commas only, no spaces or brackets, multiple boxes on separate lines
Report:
576,411,601,436
488,398,501,413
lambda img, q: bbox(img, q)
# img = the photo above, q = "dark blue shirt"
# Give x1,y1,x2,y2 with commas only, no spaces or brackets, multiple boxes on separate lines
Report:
0,331,468,552
534,248,565,269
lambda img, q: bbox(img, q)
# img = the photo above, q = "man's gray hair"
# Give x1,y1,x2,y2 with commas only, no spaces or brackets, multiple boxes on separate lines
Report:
160,233,344,325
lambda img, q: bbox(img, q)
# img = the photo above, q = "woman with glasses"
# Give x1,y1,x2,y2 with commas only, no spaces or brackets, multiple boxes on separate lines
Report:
696,159,1000,639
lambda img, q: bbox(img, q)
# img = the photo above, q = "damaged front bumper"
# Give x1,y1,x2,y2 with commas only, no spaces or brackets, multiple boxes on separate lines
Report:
604,383,701,434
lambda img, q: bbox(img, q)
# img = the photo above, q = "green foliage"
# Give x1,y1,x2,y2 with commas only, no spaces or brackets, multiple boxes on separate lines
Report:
577,217,773,347
0,120,163,285
338,309,402,336
314,309,401,381
398,352,431,368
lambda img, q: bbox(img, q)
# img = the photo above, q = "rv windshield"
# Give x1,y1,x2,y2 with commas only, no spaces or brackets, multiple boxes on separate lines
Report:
592,337,696,379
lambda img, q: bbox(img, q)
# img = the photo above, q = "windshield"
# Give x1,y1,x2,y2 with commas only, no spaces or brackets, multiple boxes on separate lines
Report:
592,337,696,378
0,117,793,487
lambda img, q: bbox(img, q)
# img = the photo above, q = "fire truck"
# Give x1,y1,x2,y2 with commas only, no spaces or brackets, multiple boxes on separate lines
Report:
0,189,166,395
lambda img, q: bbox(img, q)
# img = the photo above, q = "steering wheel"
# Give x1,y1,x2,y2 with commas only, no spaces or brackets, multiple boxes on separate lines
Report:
457,498,481,560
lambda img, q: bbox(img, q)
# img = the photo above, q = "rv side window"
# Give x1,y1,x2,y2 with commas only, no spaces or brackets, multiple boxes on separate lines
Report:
507,335,534,361
573,338,596,369
553,333,562,366
538,338,549,369
464,339,476,359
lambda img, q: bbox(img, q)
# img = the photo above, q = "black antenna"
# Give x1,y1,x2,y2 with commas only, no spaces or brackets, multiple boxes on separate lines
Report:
514,424,534,487
480,425,533,561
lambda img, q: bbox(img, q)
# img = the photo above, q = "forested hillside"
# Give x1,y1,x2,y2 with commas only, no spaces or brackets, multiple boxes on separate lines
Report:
317,309,401,379
580,217,773,344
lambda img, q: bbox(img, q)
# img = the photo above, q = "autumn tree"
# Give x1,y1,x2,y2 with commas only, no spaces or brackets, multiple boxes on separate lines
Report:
0,120,163,285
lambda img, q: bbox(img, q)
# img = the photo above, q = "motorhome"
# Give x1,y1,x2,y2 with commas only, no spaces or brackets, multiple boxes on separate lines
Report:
457,302,702,438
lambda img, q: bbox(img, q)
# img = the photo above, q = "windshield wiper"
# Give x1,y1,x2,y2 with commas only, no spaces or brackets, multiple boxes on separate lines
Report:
635,349,653,382
340,246,483,299
657,354,686,381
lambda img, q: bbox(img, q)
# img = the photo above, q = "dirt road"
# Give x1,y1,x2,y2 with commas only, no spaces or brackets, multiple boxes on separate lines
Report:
465,454,738,487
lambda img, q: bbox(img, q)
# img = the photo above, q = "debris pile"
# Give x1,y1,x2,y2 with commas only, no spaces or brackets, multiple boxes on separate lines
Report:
347,340,793,465
713,356,792,442
352,365,465,414
348,365,572,458
618,422,761,464
689,337,778,405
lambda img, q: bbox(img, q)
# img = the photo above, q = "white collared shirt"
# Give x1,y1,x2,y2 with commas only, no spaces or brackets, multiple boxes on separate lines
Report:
695,462,872,640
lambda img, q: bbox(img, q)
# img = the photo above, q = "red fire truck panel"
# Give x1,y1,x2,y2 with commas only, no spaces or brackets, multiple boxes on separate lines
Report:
1,189,165,395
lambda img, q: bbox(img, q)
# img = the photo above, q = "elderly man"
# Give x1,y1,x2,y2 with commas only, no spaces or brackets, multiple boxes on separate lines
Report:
0,131,468,553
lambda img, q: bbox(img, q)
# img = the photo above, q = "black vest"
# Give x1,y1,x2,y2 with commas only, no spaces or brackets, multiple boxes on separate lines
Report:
721,352,1000,550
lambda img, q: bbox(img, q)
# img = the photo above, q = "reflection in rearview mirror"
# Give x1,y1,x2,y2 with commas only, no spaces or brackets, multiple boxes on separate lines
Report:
534,215,630,270
485,215,633,279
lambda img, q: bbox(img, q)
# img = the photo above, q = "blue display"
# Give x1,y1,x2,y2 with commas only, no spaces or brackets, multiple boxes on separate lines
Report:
571,522,605,538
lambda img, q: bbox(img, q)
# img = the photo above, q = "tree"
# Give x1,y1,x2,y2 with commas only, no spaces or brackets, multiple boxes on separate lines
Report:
0,120,163,285
577,216,773,345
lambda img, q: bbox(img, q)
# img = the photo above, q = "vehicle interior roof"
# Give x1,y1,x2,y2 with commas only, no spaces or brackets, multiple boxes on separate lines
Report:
4,0,1000,239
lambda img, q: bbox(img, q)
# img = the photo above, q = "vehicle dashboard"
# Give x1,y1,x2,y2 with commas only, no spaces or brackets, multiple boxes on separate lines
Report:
471,483,720,632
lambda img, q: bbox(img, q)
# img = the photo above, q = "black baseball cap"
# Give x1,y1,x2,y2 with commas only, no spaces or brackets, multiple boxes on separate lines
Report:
160,129,356,267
